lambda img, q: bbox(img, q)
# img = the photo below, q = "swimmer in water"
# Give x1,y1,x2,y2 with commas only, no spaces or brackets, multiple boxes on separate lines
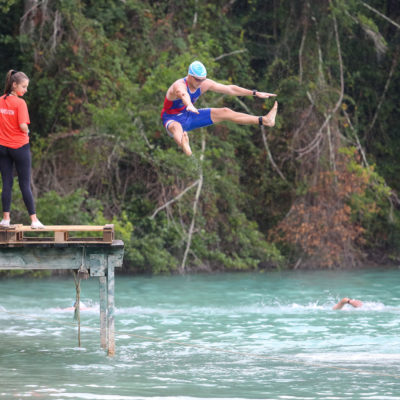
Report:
333,297,363,310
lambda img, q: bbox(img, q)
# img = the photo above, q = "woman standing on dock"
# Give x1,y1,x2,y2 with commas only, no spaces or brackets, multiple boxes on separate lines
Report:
0,70,44,229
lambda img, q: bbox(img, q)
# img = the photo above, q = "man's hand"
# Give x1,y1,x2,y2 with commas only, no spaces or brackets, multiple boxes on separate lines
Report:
186,104,199,114
256,92,277,99
349,299,363,308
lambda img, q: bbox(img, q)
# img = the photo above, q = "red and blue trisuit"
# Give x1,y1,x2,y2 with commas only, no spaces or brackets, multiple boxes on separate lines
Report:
161,78,213,136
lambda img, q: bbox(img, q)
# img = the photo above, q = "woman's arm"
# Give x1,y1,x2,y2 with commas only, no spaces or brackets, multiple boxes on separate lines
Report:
19,122,29,134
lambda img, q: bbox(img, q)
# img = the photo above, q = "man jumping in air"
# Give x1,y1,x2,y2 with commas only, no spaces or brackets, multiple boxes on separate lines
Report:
161,61,278,156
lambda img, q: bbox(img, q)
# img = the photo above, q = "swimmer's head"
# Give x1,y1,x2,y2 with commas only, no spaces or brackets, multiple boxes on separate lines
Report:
188,61,207,80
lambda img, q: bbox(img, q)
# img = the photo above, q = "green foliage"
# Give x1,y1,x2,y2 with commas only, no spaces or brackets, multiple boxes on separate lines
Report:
93,211,135,265
128,216,181,274
202,213,284,270
339,147,400,252
0,0,18,13
35,189,101,225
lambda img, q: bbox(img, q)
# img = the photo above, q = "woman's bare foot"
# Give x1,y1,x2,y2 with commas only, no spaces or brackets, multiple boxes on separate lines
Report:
181,131,192,156
262,101,278,127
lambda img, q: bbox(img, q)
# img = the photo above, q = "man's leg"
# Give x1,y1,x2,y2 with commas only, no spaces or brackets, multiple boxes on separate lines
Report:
167,121,192,156
211,101,278,127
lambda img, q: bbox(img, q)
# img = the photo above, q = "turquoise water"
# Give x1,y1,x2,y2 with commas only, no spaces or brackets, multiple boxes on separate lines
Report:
0,269,400,399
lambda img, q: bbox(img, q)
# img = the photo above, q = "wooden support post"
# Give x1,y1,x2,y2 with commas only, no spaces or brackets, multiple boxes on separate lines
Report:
103,224,114,243
107,258,115,356
54,231,68,243
99,276,107,350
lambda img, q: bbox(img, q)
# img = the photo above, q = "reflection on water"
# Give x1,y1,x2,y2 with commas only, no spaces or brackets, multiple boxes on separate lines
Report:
0,269,400,399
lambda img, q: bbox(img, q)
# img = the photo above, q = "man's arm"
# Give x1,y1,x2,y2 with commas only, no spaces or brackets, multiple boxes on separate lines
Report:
204,79,276,98
333,298,363,310
174,80,199,114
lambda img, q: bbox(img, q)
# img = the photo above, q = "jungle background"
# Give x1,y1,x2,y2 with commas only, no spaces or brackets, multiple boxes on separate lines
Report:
0,0,399,274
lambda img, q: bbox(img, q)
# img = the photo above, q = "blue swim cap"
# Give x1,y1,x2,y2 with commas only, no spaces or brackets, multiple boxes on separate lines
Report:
188,61,207,79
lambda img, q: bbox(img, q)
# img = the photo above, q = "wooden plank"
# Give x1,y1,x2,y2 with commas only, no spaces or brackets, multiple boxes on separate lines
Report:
13,225,107,232
0,247,83,269
0,243,124,270
1,240,110,245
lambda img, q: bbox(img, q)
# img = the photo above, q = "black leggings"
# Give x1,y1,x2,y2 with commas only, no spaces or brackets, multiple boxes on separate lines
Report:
0,143,36,215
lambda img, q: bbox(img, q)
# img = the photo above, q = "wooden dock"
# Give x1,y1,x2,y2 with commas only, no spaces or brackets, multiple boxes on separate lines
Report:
0,224,124,356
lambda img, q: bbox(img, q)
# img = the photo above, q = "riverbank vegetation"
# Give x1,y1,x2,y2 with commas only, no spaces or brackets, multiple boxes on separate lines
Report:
0,0,399,273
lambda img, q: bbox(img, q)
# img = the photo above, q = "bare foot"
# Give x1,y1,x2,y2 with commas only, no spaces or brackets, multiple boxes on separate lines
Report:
181,131,192,156
262,101,278,127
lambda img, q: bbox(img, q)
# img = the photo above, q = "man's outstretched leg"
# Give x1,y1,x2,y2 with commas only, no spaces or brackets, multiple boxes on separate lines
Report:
168,121,192,156
211,101,278,127
262,101,278,127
